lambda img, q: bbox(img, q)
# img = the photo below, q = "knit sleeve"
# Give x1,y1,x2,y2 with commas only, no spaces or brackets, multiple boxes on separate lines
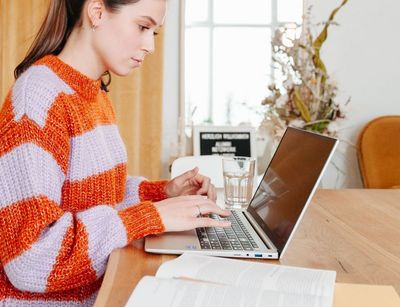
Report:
115,176,169,212
0,87,164,293
139,180,169,201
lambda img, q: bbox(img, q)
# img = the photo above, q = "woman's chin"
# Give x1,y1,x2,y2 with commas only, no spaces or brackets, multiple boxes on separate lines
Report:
109,66,136,77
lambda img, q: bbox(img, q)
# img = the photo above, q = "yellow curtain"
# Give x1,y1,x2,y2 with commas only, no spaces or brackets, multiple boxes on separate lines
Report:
0,0,49,101
0,0,164,180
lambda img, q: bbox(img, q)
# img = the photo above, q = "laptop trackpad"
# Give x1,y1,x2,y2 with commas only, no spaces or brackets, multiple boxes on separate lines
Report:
145,229,200,252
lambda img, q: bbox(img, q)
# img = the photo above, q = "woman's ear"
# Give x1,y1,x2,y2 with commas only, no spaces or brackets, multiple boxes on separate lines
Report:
86,0,105,29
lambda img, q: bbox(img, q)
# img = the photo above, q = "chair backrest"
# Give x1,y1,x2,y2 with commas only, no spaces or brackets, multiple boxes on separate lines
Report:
357,116,400,188
171,155,224,188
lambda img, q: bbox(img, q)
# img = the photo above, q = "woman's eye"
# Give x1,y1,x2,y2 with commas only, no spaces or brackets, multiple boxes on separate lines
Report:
139,25,150,31
139,24,158,36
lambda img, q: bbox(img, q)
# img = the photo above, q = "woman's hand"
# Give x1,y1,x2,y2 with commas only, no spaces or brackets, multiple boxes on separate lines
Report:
154,195,231,232
165,167,216,201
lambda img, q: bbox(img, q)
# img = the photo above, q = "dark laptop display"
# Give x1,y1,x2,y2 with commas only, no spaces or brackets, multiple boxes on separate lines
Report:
247,127,337,253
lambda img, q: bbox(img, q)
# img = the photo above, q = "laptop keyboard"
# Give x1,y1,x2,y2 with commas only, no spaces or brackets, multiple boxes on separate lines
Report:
196,211,259,251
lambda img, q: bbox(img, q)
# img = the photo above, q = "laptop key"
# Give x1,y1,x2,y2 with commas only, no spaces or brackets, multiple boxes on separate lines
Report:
198,210,262,251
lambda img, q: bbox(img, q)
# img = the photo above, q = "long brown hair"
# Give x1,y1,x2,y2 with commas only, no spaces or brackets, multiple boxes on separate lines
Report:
14,0,140,91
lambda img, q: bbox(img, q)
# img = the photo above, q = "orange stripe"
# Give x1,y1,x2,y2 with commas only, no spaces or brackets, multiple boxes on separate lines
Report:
139,180,169,202
67,93,117,137
0,96,70,174
61,164,127,212
35,55,101,102
0,93,14,130
0,266,101,301
0,197,64,264
46,222,97,292
119,201,164,242
1,87,117,166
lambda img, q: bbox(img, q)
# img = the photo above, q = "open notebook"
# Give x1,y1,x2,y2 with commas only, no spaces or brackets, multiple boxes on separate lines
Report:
125,254,400,307
126,254,337,307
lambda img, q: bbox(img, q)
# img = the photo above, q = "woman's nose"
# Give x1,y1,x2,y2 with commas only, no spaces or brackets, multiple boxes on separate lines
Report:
142,34,155,54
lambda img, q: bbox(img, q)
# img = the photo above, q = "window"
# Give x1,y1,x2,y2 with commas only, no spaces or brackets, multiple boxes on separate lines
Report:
184,0,303,126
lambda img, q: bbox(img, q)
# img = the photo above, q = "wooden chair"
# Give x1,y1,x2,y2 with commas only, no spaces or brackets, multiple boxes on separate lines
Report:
357,116,400,188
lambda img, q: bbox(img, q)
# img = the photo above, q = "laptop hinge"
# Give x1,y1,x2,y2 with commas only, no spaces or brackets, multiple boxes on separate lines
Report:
243,211,278,251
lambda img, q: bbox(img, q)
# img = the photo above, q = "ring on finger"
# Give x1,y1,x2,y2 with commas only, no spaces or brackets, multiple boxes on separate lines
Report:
196,205,202,217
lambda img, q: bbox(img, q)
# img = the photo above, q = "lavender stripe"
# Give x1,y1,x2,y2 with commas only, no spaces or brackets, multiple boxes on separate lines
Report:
67,125,128,181
115,176,146,210
77,206,127,278
12,65,74,128
4,213,72,293
0,292,97,306
0,143,65,209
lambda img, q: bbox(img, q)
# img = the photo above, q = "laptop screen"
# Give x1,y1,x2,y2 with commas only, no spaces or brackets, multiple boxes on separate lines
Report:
246,127,337,253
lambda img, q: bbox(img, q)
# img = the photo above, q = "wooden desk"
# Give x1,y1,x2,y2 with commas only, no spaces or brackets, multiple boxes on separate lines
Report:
94,189,400,306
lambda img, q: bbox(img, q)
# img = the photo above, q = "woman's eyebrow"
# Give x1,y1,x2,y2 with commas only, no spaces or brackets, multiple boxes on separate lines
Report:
139,16,158,27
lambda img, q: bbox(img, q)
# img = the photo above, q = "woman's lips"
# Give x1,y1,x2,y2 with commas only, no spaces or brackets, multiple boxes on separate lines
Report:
131,58,143,65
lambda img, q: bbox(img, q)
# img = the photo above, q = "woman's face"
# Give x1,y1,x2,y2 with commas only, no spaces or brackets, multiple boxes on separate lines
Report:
93,0,166,76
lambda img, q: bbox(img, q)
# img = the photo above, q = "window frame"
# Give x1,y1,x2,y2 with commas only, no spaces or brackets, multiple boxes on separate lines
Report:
183,0,304,126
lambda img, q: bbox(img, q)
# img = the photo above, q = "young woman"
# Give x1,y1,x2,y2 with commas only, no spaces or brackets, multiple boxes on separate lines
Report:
0,0,230,305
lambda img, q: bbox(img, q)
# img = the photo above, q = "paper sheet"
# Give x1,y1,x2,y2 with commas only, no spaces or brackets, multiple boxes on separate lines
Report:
126,254,337,307
156,254,336,297
127,276,335,307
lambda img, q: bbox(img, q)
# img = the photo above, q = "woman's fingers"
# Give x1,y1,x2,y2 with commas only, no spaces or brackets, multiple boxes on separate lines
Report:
170,195,209,202
154,195,232,232
168,195,218,209
197,203,231,217
208,184,216,201
174,167,199,185
195,217,231,228
193,176,217,202
196,176,210,195
170,195,228,217
168,171,218,201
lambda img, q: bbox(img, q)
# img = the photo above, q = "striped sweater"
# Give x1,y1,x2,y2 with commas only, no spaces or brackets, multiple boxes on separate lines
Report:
0,55,167,306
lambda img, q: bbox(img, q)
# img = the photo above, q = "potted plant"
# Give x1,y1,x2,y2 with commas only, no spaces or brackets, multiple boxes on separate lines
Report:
260,0,350,142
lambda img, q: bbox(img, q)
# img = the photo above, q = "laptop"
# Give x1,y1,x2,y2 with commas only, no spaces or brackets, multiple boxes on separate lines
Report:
145,127,338,259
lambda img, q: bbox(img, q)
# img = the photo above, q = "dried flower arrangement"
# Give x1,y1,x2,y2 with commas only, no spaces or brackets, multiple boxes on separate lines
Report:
261,0,349,138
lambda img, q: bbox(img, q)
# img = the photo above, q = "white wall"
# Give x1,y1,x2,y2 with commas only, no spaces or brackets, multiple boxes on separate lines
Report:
309,0,400,187
162,0,400,186
161,0,181,179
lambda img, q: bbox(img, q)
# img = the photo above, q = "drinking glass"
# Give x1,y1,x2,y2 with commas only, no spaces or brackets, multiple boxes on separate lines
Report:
222,156,255,209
